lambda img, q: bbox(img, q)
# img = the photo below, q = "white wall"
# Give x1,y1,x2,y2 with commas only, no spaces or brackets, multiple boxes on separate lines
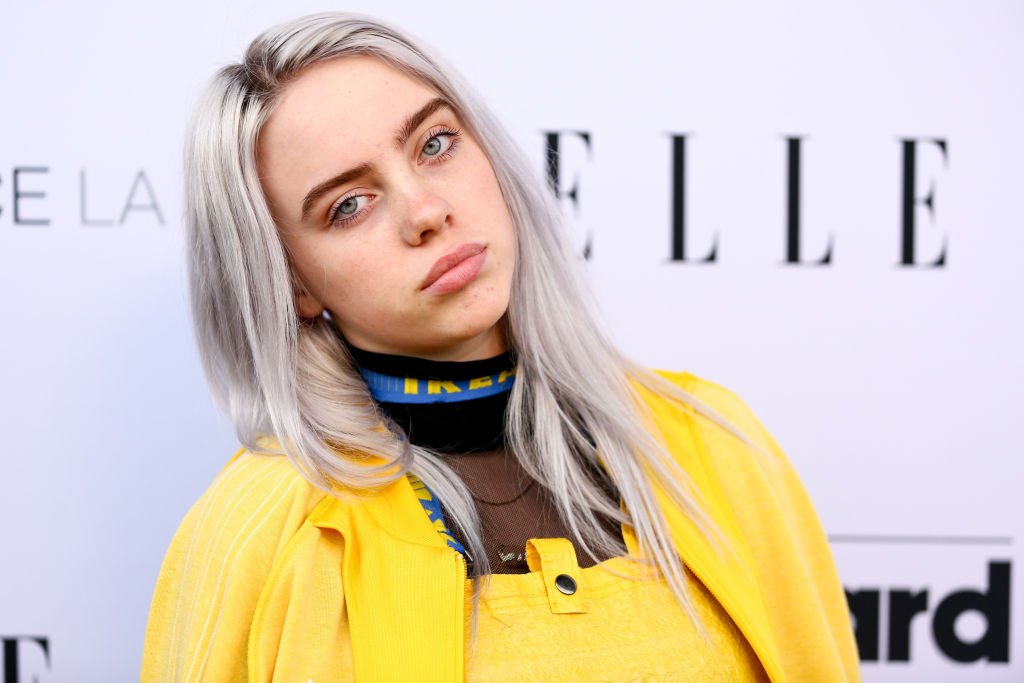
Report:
0,1,1020,680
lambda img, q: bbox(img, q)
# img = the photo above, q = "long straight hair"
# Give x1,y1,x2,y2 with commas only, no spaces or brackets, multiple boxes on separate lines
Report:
187,11,757,650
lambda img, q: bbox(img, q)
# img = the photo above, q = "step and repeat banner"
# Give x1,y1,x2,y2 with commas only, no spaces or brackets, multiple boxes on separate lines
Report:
1,1,1020,680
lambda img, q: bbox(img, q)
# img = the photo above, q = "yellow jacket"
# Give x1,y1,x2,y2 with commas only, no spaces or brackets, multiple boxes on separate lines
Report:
142,371,860,681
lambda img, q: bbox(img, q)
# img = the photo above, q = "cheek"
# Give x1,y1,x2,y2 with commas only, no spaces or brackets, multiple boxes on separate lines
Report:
317,245,410,314
285,236,355,306
463,159,516,248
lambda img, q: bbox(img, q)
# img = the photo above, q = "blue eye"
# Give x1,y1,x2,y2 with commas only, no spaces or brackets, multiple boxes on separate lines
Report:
420,126,461,162
422,133,452,158
339,197,360,215
329,194,370,225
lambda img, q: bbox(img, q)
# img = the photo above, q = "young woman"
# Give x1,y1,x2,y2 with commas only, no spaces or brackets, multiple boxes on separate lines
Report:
142,12,859,682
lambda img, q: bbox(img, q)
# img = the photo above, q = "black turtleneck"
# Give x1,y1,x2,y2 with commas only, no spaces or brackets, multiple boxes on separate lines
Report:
346,344,516,454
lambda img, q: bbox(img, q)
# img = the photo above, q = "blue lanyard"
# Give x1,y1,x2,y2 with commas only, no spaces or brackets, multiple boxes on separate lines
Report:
407,473,470,559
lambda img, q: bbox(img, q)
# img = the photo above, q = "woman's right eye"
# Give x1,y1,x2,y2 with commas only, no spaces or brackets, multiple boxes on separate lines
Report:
328,194,371,226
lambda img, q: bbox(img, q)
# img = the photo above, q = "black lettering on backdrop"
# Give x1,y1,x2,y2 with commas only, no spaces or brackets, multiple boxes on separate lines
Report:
844,589,880,661
119,170,165,225
2,636,50,683
784,136,832,265
845,560,1010,663
932,561,1010,663
543,130,591,209
668,134,717,263
543,131,593,258
13,167,49,226
888,589,929,661
899,138,948,267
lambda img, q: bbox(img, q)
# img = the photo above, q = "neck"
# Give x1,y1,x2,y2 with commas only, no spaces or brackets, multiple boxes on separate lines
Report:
340,324,508,363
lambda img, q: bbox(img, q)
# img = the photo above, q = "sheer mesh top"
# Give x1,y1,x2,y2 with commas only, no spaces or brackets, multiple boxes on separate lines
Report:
438,447,624,573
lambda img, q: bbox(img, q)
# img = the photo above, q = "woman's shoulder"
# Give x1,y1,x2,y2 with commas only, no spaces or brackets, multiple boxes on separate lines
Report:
649,369,771,439
180,448,331,550
641,369,782,464
155,448,331,594
142,449,332,677
640,368,821,531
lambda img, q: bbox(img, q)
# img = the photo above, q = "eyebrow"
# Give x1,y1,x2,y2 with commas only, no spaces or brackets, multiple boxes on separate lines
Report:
394,96,451,148
299,96,455,221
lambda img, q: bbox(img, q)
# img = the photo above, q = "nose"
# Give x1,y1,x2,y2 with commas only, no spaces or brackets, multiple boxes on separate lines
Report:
399,183,451,246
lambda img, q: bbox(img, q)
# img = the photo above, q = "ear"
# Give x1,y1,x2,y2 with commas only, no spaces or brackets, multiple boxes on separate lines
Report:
292,274,325,319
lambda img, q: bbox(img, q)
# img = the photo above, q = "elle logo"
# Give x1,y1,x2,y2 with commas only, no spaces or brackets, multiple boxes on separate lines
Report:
544,132,949,267
846,561,1010,663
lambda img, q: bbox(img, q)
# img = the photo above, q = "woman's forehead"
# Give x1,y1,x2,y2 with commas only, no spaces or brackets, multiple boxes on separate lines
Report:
270,56,438,139
260,56,444,175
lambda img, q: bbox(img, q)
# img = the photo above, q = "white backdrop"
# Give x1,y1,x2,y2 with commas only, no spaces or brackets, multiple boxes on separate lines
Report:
1,1,1021,680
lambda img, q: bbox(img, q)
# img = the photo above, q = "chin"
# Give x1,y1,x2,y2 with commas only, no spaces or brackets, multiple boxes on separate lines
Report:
428,308,508,358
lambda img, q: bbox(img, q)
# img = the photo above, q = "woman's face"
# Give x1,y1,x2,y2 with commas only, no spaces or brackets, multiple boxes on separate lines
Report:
258,56,516,361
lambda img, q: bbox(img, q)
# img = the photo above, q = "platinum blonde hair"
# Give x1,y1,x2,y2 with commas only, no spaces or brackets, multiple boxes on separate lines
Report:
188,11,756,650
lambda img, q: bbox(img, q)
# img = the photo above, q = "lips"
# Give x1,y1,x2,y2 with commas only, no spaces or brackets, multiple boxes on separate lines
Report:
421,242,487,294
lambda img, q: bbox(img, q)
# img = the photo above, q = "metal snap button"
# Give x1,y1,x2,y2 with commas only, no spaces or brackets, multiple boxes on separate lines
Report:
554,573,577,595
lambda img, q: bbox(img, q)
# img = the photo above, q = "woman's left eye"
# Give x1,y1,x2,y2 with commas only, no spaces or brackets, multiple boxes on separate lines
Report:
420,128,460,162
328,194,371,226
